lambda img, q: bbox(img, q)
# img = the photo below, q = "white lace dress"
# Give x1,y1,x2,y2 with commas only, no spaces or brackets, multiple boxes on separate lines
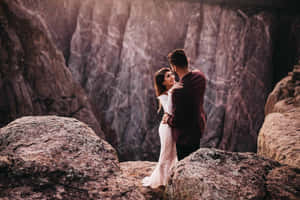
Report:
142,92,178,188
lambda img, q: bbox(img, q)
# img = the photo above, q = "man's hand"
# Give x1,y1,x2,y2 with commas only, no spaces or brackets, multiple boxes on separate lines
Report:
162,113,169,124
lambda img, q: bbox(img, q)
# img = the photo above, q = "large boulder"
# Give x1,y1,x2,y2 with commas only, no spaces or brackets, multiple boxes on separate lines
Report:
165,148,300,200
258,108,300,168
258,64,300,168
0,0,104,139
0,116,146,199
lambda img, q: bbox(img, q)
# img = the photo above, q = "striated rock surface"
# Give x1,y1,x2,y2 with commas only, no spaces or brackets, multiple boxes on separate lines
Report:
21,0,82,61
258,108,300,168
0,0,104,138
258,64,300,168
0,116,146,200
68,0,277,160
68,0,196,160
165,148,300,200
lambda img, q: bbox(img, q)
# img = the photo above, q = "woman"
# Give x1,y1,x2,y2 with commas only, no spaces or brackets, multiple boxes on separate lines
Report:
142,67,178,188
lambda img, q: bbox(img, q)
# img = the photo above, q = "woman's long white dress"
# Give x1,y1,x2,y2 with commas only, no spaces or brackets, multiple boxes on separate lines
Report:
142,92,178,188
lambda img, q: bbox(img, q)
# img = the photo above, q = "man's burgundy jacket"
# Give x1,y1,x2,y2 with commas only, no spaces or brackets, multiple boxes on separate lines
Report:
167,70,206,146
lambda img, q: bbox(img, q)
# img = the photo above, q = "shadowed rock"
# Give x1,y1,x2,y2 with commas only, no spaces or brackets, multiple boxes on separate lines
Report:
265,64,300,115
258,64,300,168
0,0,104,139
170,0,300,10
266,166,300,200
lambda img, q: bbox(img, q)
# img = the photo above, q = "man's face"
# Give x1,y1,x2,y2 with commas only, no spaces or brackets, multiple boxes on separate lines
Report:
170,65,179,81
170,64,176,73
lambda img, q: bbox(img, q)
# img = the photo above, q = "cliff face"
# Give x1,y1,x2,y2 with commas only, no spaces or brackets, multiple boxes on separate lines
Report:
0,0,104,139
21,0,82,62
5,0,300,160
68,0,277,160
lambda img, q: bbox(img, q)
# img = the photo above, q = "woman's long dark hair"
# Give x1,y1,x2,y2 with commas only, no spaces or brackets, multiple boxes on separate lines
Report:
154,67,171,113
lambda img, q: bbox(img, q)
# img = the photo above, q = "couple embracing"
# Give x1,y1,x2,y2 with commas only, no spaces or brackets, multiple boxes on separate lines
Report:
142,49,206,188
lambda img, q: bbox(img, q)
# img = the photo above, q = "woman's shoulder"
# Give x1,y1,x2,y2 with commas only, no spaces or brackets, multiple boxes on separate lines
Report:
158,94,169,102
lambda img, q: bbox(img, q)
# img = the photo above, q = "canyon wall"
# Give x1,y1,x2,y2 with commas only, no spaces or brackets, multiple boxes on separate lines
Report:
68,0,277,160
4,0,300,160
0,0,104,139
21,0,82,62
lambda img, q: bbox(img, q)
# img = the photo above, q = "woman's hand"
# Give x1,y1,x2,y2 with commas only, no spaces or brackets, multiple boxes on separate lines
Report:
162,113,169,124
169,82,183,93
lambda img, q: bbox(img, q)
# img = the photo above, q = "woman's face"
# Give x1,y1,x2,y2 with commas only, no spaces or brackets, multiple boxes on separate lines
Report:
163,71,175,90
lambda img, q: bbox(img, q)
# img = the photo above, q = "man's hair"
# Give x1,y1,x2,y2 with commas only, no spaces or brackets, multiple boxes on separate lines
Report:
168,49,188,68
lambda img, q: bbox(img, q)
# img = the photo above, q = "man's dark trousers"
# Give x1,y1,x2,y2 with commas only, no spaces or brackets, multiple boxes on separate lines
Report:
176,143,199,160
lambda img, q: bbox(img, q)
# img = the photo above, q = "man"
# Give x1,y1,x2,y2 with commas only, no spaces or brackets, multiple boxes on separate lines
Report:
163,49,206,160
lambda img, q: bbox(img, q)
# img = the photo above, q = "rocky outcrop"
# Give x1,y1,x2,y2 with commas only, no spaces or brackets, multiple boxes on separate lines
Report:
165,148,300,200
0,0,104,139
1,116,299,199
258,64,300,168
5,0,300,161
0,116,146,199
